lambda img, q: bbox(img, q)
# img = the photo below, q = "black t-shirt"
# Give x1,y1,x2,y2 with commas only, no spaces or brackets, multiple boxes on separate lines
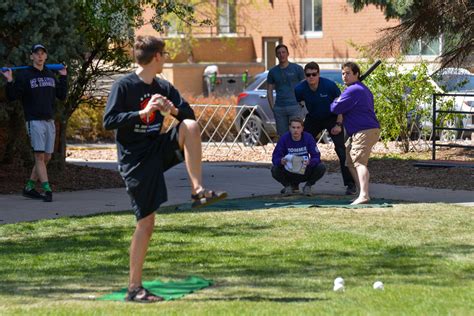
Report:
104,72,195,170
104,72,195,215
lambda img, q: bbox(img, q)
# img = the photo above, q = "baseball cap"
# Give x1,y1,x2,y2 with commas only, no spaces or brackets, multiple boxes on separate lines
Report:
31,44,47,53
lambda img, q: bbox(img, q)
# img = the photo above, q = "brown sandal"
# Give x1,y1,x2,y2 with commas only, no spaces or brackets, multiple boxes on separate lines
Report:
125,286,164,303
191,189,227,208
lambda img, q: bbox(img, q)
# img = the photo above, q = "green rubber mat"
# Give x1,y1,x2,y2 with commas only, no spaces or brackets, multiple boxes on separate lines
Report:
97,276,213,301
176,197,393,211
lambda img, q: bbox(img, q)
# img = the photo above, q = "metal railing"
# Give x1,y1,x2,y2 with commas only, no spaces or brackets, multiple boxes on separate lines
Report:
165,104,277,156
432,93,474,160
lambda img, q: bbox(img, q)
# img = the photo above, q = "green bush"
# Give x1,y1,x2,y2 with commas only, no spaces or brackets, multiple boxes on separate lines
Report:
67,99,114,142
360,58,455,152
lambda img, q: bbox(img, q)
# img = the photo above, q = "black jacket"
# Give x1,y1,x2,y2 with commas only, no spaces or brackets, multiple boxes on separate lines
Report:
6,66,67,121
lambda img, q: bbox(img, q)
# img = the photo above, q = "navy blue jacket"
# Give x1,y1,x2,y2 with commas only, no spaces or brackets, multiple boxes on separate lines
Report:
6,66,67,121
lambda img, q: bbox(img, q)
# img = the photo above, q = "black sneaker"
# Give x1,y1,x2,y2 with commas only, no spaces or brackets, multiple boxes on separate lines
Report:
43,191,53,202
345,183,357,195
22,188,44,200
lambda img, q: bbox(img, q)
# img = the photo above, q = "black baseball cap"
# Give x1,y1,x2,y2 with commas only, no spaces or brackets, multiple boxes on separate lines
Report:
31,44,47,53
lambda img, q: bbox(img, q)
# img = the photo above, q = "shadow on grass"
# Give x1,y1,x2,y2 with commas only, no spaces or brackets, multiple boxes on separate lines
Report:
0,212,471,301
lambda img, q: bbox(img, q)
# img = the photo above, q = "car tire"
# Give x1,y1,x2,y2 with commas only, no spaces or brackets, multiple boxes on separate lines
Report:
240,114,269,146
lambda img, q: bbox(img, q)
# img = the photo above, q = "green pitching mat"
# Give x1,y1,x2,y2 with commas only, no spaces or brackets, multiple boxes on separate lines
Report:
175,196,393,211
97,276,213,301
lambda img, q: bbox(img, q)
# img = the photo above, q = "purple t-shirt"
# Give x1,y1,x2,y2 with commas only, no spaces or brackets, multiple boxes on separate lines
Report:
330,81,380,135
272,131,321,167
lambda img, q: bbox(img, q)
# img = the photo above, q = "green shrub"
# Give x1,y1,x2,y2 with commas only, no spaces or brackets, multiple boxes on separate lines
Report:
67,98,114,142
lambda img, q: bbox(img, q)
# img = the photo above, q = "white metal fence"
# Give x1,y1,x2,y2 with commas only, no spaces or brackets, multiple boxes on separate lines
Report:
165,104,277,156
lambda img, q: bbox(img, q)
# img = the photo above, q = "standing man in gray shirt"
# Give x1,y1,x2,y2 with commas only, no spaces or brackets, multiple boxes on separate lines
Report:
267,44,305,136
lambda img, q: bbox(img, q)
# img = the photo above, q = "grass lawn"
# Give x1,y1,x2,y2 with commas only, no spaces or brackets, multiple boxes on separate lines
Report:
0,200,473,315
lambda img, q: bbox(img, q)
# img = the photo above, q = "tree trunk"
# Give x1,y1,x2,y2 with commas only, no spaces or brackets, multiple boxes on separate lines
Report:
1,103,33,167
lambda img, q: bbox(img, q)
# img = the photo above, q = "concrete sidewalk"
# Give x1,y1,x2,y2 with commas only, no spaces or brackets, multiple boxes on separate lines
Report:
0,160,472,224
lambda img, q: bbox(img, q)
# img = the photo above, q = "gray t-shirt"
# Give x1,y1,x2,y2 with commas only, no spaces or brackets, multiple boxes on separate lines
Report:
267,62,305,107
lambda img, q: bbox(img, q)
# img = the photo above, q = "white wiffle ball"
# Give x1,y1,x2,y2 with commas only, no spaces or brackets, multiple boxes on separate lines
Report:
334,277,344,285
373,281,384,290
333,283,345,292
150,94,170,116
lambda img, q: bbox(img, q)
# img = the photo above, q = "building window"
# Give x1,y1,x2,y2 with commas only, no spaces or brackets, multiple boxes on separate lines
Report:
406,37,442,56
302,0,322,34
218,0,236,34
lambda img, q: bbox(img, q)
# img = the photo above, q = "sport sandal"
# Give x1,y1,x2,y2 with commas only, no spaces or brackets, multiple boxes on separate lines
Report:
125,286,163,303
191,189,227,208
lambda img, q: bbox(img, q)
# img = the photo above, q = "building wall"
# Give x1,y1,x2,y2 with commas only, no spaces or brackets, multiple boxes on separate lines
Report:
136,1,401,95
240,0,399,67
162,63,265,97
138,1,399,66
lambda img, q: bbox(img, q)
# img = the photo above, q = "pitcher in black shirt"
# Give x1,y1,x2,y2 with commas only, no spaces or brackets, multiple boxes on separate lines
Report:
1,44,67,202
104,35,227,303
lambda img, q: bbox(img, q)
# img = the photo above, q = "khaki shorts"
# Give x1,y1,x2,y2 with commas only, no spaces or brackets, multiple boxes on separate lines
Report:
345,128,380,168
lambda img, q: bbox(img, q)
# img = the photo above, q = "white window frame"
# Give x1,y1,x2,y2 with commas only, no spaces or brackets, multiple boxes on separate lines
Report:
406,36,443,56
301,0,323,38
218,0,236,35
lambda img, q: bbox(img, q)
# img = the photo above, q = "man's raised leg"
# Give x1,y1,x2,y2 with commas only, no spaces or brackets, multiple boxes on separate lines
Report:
178,120,203,195
178,119,227,207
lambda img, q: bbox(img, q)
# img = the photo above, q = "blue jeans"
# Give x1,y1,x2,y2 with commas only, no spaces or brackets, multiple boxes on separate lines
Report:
273,105,302,136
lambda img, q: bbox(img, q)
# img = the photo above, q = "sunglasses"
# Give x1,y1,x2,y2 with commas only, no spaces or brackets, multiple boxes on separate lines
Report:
305,72,319,77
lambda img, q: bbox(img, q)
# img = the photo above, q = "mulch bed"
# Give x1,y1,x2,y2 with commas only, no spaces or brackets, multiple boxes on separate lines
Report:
1,146,472,194
0,163,124,194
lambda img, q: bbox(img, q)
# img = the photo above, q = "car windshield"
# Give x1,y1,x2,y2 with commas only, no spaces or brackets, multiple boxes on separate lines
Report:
434,74,474,92
246,72,268,90
320,70,343,85
245,69,344,92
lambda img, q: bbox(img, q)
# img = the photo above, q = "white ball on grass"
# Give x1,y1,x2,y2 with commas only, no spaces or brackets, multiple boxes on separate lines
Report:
373,281,384,290
334,277,344,285
333,283,345,292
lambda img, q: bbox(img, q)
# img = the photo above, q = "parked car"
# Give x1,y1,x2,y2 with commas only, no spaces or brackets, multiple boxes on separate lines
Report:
412,69,474,141
432,69,474,140
236,69,344,146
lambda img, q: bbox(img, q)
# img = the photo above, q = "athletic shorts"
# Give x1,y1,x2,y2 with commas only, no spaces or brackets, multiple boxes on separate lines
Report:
122,125,185,221
345,128,380,167
26,120,56,153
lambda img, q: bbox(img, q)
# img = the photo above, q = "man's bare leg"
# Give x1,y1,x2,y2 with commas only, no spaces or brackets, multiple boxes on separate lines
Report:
129,213,155,289
178,120,203,195
30,153,51,183
351,164,370,205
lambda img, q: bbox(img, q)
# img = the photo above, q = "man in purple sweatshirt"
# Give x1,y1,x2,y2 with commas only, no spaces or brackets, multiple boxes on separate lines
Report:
330,62,380,205
271,117,326,196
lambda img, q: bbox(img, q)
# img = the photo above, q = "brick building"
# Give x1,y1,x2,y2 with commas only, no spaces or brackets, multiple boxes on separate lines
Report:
137,0,441,96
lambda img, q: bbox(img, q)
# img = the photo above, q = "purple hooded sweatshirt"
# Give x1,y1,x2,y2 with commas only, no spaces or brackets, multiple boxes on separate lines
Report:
330,81,380,136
